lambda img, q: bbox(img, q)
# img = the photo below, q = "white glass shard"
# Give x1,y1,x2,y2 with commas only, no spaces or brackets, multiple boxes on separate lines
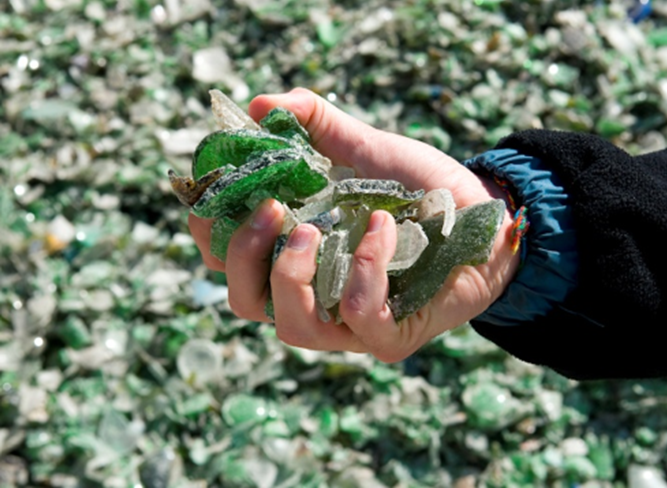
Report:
294,199,334,222
387,220,429,272
281,203,299,234
316,231,350,309
176,338,222,386
209,89,261,131
417,188,456,237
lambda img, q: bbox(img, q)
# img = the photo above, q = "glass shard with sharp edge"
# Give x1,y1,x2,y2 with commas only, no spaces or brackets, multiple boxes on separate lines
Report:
387,199,505,322
387,220,429,274
209,89,261,131
315,231,351,310
192,130,293,180
333,179,425,212
416,188,457,237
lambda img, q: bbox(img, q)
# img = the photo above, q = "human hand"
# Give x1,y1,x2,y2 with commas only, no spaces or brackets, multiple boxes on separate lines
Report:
189,88,519,362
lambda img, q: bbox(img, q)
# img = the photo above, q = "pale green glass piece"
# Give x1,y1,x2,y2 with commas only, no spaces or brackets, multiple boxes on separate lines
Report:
210,216,240,263
461,382,524,431
387,220,429,274
388,199,505,322
176,338,222,387
98,408,138,455
221,394,270,427
416,188,456,237
315,231,351,309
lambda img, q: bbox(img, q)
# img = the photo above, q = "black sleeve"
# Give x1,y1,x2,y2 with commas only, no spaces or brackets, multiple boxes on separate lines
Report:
469,129,667,380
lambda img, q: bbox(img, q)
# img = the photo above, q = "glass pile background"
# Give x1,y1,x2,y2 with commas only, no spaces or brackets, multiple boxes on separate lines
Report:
1,0,666,486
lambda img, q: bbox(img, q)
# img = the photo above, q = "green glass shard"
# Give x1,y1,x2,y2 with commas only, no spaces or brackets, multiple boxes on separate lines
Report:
210,216,240,262
260,107,310,142
333,179,424,212
192,129,293,180
221,394,270,427
388,199,505,322
461,382,524,431
192,149,328,219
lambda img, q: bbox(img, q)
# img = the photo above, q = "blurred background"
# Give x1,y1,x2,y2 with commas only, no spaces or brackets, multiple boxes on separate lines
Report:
1,0,667,486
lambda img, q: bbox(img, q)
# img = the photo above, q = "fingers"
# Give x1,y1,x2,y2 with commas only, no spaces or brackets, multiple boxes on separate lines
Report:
248,88,463,194
338,211,417,363
270,224,367,352
188,213,226,272
225,200,284,321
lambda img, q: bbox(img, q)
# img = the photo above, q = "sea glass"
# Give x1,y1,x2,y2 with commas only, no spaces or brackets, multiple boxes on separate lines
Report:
170,91,504,323
387,200,505,321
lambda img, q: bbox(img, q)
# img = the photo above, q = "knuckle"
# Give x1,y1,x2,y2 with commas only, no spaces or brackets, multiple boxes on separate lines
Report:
275,323,307,348
270,262,301,287
341,291,370,319
352,251,376,272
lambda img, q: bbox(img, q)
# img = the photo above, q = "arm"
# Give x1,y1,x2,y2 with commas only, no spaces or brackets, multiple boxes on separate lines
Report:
465,130,667,380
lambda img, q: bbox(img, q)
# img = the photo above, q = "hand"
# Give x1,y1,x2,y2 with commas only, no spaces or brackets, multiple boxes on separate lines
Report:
189,88,519,362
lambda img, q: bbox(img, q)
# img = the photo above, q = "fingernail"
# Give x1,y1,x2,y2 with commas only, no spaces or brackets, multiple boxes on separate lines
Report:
251,201,275,230
366,212,386,234
287,225,314,251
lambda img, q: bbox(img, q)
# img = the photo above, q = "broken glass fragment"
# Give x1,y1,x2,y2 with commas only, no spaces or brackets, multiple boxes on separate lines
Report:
416,188,456,237
192,130,293,179
315,231,351,310
333,179,425,212
209,89,260,131
388,200,505,321
210,217,240,263
260,107,310,141
387,220,429,274
192,149,328,219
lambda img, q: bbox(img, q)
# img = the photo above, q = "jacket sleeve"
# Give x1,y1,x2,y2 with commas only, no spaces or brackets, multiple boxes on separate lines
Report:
463,129,667,380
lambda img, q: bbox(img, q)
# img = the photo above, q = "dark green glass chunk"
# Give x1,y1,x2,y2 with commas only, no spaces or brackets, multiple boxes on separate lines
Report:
388,199,505,322
192,129,293,179
192,149,328,219
333,179,425,213
260,107,310,142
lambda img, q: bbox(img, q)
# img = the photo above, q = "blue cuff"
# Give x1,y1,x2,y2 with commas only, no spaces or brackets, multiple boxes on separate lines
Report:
462,148,579,326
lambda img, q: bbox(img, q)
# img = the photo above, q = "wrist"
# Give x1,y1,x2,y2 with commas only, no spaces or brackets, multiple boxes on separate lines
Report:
475,174,522,303
461,148,579,326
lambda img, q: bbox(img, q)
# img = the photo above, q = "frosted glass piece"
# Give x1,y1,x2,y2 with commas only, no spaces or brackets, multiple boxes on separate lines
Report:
417,188,456,237
387,220,429,273
209,89,260,131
